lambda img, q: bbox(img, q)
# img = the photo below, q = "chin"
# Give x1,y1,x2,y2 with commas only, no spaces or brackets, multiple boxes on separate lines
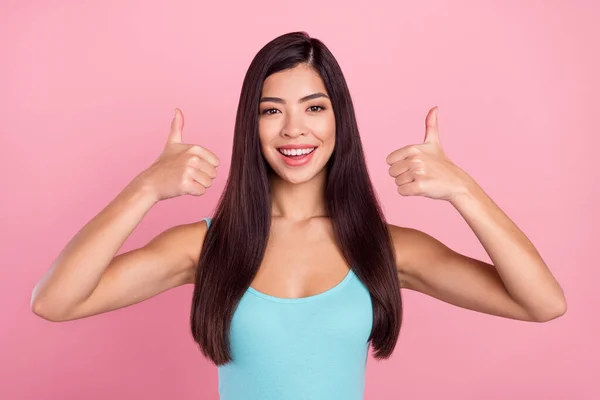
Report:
283,171,319,184
269,166,321,184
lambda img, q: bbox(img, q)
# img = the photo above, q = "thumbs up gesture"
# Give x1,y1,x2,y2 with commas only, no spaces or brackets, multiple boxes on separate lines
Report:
137,108,220,202
385,107,473,202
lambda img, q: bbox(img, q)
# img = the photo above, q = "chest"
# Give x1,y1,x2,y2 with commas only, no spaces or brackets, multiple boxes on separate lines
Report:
231,269,374,358
221,275,373,399
250,220,351,299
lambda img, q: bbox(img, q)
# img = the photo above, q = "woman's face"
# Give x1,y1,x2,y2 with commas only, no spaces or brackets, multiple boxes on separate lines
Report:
258,63,336,184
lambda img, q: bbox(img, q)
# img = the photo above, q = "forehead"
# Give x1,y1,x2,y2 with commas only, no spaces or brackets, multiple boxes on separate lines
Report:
261,64,328,98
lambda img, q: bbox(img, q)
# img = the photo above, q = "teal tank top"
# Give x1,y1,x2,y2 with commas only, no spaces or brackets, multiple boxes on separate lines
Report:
203,218,374,399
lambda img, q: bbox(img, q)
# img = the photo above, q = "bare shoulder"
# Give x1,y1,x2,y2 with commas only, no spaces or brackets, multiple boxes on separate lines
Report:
386,223,452,288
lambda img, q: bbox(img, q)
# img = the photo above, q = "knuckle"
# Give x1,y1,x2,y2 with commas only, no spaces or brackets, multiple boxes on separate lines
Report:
181,172,192,183
187,155,200,166
183,165,195,178
188,144,204,153
179,182,191,195
402,146,414,155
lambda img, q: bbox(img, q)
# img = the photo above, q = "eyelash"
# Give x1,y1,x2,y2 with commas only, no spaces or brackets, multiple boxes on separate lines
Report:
261,105,325,115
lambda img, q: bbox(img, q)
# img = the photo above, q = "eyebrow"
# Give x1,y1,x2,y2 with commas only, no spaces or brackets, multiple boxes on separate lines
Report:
259,92,330,104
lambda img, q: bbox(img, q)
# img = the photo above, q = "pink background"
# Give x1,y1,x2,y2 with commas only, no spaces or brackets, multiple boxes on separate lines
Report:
1,1,597,399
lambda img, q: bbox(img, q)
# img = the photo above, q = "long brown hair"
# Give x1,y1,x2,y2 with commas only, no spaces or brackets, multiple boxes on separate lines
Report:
190,31,402,366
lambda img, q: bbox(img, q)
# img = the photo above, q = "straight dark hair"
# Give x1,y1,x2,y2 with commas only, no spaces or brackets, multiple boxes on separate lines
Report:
190,31,402,366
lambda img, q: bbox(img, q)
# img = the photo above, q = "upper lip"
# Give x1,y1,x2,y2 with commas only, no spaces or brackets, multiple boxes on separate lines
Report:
277,144,318,150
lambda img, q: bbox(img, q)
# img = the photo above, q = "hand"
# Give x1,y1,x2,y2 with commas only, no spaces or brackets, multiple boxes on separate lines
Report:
386,106,472,202
135,108,220,202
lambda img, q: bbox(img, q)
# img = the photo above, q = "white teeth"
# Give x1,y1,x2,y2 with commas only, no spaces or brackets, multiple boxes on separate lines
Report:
279,147,315,156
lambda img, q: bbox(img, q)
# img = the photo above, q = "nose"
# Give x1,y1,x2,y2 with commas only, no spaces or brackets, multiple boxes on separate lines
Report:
280,113,307,138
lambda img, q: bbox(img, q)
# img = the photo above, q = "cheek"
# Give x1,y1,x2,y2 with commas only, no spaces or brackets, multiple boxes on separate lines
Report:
313,117,336,146
258,121,279,149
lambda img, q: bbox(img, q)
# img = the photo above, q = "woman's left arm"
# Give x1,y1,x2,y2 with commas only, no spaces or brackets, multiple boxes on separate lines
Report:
386,107,567,322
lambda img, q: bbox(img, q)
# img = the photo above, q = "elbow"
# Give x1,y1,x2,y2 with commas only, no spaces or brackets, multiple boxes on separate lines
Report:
30,283,71,322
532,296,567,323
31,299,54,321
30,297,68,323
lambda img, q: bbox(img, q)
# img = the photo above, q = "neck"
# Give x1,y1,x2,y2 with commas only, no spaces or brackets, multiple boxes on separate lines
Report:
269,168,329,221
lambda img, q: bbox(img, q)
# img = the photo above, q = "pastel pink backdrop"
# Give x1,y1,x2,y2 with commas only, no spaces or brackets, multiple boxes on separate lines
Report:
1,1,597,399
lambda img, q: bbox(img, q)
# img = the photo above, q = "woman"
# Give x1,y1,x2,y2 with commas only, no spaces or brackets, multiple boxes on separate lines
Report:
31,32,566,399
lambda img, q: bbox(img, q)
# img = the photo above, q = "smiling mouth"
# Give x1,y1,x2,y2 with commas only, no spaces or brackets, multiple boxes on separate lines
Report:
277,147,317,158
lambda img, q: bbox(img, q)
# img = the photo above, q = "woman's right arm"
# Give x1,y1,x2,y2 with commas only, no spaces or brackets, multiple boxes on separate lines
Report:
30,108,219,322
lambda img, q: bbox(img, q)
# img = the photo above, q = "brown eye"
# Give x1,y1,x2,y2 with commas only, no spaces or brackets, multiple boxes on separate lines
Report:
308,105,324,112
261,108,280,115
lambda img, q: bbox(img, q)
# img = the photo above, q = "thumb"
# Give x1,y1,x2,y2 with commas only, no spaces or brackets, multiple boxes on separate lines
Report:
168,108,184,144
424,106,440,144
